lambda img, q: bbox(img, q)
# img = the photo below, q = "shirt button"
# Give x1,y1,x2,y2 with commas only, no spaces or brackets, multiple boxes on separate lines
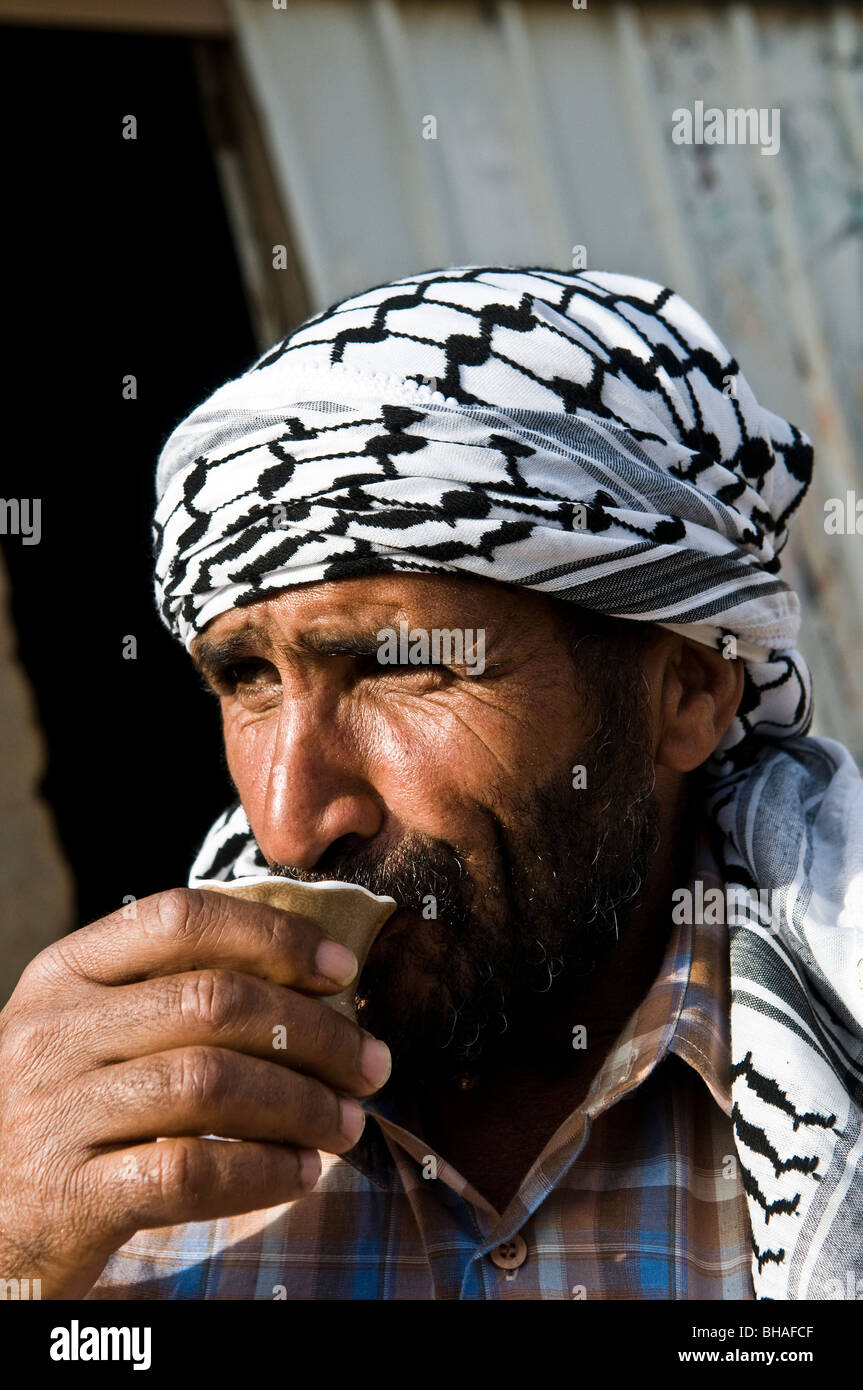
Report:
489,1234,528,1270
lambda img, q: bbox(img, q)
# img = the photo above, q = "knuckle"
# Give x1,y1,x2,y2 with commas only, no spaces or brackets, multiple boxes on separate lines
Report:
149,887,204,945
1,1009,56,1073
151,1139,196,1201
174,1046,227,1108
18,937,80,991
266,908,308,958
178,969,240,1032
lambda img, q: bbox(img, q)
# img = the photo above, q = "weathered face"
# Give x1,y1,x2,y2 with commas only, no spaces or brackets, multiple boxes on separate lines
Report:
192,573,663,1087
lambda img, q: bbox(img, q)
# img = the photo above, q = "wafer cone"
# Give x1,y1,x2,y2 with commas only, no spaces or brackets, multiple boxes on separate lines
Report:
194,876,397,1022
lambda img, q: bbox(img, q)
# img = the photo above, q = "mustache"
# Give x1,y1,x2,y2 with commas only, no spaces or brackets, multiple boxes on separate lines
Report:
269,834,475,927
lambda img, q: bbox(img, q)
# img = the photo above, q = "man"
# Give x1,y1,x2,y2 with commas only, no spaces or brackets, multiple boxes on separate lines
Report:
1,267,860,1301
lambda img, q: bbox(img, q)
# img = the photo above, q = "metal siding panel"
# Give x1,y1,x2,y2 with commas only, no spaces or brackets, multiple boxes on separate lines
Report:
403,2,561,263
229,0,432,302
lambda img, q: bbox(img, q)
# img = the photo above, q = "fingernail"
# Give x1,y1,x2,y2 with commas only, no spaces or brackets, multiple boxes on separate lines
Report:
360,1037,392,1088
299,1147,321,1187
316,939,358,986
340,1097,366,1145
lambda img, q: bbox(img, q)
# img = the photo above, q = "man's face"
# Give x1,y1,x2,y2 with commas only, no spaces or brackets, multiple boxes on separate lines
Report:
192,574,661,1090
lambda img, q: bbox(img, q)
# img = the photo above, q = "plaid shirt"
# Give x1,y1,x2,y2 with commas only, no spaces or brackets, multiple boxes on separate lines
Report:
87,836,754,1301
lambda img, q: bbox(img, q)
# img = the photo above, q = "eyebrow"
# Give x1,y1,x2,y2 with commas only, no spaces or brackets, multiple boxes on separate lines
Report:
190,622,396,679
191,625,270,676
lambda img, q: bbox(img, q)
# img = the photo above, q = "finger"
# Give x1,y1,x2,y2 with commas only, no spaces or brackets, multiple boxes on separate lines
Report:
36,887,359,994
85,969,391,1096
88,1138,323,1237
77,1045,367,1154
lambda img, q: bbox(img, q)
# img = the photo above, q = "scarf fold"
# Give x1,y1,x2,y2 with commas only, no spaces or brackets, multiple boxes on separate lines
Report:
154,266,863,1297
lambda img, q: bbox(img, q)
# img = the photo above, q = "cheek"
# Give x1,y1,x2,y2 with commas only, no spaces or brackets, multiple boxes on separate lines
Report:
221,707,278,798
365,688,562,804
219,684,576,821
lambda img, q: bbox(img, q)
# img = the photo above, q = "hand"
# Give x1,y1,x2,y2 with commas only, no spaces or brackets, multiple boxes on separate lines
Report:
0,887,392,1298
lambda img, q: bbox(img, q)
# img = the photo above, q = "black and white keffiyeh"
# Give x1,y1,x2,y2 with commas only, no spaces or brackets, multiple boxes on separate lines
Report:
153,267,863,1299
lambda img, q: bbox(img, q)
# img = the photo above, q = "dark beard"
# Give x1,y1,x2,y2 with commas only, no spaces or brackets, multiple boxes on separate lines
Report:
273,642,660,1093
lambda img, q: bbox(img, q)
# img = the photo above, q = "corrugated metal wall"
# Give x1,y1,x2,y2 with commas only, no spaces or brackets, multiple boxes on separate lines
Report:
227,0,863,760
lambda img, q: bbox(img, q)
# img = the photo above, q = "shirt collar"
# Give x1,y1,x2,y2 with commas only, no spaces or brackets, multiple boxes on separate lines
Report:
666,826,733,1115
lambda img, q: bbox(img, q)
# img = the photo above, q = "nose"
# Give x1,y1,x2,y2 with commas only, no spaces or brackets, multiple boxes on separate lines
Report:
250,688,384,870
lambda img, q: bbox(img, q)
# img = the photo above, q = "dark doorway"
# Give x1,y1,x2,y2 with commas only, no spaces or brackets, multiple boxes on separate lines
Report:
1,26,258,927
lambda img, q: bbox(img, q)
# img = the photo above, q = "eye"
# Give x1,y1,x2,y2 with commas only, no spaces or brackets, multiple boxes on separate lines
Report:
212,659,278,694
364,656,453,689
233,659,273,683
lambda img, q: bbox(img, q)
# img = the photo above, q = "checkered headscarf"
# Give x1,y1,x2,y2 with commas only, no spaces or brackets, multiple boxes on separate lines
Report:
153,266,813,774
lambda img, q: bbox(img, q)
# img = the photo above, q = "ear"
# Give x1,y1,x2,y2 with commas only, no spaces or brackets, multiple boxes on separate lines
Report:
647,636,744,773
